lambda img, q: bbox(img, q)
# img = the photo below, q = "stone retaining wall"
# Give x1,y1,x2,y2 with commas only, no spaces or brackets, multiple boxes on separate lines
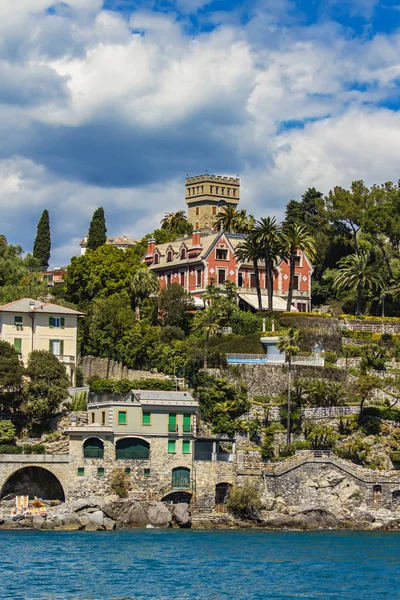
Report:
79,356,166,382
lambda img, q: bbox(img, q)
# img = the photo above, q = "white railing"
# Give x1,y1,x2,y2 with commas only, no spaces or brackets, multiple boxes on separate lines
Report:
226,354,324,367
55,354,75,364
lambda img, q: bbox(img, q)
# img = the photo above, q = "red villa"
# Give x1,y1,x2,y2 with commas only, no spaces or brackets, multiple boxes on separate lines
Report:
144,229,313,312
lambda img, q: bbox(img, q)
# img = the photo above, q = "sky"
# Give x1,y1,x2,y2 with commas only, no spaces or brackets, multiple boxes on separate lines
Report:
2,0,400,265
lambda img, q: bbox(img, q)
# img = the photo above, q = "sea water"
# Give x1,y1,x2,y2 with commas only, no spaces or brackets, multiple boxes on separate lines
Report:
0,529,399,600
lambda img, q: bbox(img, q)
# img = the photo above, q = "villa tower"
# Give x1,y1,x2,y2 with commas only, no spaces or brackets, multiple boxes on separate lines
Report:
185,174,240,230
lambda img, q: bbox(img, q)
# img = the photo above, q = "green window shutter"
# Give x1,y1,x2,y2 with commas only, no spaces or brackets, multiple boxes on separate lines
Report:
13,338,22,354
183,414,191,433
168,413,177,432
125,467,131,475
14,316,22,326
97,467,104,477
49,317,54,328
118,411,127,425
182,440,190,454
144,468,151,477
60,340,64,356
60,317,65,328
77,467,84,476
142,412,151,425
168,439,176,453
49,339,53,353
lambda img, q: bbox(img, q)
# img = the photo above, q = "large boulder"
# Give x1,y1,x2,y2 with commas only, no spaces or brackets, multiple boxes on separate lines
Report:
103,517,117,531
102,500,148,527
147,502,172,528
54,513,81,530
32,515,45,530
89,511,105,526
172,503,191,528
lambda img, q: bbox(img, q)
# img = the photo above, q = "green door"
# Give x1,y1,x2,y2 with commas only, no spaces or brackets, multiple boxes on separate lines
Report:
172,467,190,489
168,413,177,432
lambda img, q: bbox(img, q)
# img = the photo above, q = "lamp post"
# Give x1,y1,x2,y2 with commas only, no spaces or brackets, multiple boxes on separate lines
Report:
382,293,386,318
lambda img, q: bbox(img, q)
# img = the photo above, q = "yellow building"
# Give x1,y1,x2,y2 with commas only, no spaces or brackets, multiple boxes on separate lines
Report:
0,298,84,385
186,174,240,230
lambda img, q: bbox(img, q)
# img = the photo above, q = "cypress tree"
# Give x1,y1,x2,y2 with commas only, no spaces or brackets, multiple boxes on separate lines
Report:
87,207,107,250
33,209,51,270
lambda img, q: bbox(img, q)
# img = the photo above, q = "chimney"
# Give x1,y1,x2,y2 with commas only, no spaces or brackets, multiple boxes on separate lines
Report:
192,231,201,246
147,238,155,255
28,300,36,310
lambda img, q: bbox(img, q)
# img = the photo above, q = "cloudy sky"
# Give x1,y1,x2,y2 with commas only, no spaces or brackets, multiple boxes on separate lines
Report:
2,0,400,265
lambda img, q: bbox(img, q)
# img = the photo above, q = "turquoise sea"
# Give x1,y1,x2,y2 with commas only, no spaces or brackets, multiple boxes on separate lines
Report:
0,529,399,600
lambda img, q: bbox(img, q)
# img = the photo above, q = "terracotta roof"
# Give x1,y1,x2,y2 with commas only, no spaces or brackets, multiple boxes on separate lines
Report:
0,298,85,315
80,236,138,247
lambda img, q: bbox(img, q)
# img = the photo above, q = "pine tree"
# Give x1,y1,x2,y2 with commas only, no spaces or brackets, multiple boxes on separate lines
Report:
87,207,107,250
33,209,51,270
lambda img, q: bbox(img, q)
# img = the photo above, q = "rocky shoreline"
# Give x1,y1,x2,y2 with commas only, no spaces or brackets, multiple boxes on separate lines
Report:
1,497,400,531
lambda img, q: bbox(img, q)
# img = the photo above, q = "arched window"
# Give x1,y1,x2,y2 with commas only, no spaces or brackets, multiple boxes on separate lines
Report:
172,467,190,489
154,253,159,265
116,438,150,460
83,438,104,459
167,251,173,262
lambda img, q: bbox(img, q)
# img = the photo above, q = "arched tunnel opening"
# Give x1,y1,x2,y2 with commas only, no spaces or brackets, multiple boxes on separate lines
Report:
1,467,65,502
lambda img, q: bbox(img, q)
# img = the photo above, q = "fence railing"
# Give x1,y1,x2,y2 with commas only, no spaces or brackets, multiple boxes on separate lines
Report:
226,354,324,366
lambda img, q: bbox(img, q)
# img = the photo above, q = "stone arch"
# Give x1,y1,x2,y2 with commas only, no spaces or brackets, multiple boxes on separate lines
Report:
162,491,192,504
215,482,232,505
1,466,65,502
172,466,190,489
83,437,104,459
116,437,150,459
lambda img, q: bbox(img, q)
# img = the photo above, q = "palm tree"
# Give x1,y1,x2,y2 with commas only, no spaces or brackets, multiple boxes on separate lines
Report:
235,238,263,312
192,306,223,368
277,328,300,445
281,224,316,312
333,250,386,315
131,269,160,317
160,210,187,230
251,217,280,311
213,205,240,233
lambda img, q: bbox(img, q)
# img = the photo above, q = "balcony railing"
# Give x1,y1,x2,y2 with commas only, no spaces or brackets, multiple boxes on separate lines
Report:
54,354,75,364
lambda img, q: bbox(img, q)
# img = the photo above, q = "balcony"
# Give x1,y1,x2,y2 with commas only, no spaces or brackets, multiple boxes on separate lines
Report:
194,451,235,462
54,354,75,364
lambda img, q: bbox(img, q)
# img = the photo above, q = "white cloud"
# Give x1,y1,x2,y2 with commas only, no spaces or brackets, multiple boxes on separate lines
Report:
1,0,400,264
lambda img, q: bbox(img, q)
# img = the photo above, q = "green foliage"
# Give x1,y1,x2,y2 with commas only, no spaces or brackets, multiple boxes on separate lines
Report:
305,380,346,407
33,209,51,270
159,283,194,332
226,482,262,520
390,451,400,464
279,440,311,457
360,344,389,372
342,345,364,358
303,422,339,449
23,350,70,421
335,434,373,465
0,420,16,443
110,466,129,498
229,311,266,336
75,368,84,387
70,391,88,411
338,414,358,435
208,332,265,355
89,377,174,394
0,340,24,410
0,443,45,454
323,351,337,364
362,405,400,422
87,207,107,250
159,326,185,343
194,373,249,435
64,245,140,306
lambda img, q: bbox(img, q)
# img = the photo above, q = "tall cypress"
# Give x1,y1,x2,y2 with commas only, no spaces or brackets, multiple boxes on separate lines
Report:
87,207,107,250
33,209,51,270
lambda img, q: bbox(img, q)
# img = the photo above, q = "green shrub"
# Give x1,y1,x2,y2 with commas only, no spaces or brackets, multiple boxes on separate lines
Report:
209,333,265,355
363,406,400,422
342,330,378,341
226,482,261,520
279,440,311,458
229,311,265,336
0,420,16,444
342,345,364,358
75,367,84,387
110,466,129,498
90,378,174,394
22,444,45,454
70,391,88,411
0,444,21,454
324,351,337,364
390,451,400,464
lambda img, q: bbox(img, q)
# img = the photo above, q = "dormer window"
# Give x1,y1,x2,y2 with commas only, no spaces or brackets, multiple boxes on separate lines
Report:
154,253,160,265
180,248,186,259
216,248,228,260
167,251,173,262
